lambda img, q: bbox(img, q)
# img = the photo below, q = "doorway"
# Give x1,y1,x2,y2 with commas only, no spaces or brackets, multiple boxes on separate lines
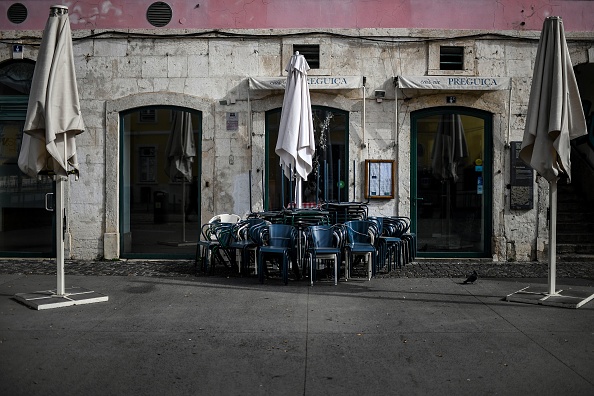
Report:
0,60,54,257
411,107,492,257
120,106,202,258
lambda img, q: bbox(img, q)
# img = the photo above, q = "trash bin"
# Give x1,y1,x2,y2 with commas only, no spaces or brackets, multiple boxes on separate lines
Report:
153,191,168,224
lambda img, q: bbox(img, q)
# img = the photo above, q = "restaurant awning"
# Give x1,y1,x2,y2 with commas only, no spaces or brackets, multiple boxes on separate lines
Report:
397,75,511,91
249,76,364,91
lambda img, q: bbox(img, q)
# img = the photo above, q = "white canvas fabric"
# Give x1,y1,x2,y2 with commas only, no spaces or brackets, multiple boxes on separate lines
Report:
519,16,586,182
275,53,315,181
18,9,84,178
165,111,196,182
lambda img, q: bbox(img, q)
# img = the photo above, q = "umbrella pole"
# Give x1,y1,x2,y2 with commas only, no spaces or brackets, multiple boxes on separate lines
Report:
296,178,302,209
249,170,253,213
56,175,66,296
289,165,293,208
548,179,557,295
281,164,285,208
182,179,186,242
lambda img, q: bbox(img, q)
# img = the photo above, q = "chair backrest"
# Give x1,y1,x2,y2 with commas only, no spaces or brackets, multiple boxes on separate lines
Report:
384,217,409,237
306,225,340,248
344,220,376,244
202,222,234,243
209,213,241,224
214,223,235,246
233,218,267,241
265,224,297,248
368,217,384,235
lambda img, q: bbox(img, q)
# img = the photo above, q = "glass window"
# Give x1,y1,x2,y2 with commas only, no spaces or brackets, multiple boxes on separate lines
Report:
120,107,201,258
265,106,348,209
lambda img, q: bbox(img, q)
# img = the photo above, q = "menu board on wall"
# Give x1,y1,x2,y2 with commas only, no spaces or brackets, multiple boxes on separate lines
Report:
510,141,533,210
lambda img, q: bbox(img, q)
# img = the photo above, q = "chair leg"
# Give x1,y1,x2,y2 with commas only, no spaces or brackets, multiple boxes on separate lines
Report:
334,257,338,286
309,254,314,287
258,251,265,284
282,253,289,285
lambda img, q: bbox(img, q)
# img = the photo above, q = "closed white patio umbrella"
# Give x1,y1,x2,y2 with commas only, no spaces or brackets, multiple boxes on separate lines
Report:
15,6,107,309
511,16,590,307
276,52,315,208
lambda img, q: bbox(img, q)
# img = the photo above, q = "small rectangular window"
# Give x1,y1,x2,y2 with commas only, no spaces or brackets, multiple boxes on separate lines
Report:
292,44,320,69
440,46,464,70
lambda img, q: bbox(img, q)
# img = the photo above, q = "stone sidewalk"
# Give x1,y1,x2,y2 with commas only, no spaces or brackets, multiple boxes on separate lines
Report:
1,273,593,396
0,258,592,280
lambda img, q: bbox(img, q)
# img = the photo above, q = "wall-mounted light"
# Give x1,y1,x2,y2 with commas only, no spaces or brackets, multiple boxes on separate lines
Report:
374,90,386,103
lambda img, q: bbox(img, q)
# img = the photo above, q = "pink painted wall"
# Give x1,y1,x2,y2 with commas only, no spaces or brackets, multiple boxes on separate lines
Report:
1,0,593,32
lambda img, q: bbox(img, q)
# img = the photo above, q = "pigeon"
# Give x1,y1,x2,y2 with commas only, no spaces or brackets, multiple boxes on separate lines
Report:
463,270,478,284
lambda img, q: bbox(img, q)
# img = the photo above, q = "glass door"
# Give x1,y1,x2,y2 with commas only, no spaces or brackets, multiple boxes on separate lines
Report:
0,60,54,257
120,106,202,258
411,107,492,257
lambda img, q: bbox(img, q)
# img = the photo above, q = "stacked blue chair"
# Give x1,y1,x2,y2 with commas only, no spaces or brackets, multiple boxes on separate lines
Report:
391,217,416,263
228,218,268,275
369,217,404,272
343,220,378,280
195,222,235,274
257,224,298,285
305,225,343,286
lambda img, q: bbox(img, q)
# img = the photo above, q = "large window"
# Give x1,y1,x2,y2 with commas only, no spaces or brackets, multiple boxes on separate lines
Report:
120,107,201,258
265,106,348,209
0,60,54,257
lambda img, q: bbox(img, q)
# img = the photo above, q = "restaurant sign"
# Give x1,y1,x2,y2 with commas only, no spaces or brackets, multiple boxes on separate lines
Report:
249,76,364,90
398,76,511,91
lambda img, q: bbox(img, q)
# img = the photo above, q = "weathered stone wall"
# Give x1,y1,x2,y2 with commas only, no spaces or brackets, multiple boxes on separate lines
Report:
1,28,592,260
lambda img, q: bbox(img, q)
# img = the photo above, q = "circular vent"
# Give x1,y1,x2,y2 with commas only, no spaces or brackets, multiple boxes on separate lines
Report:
7,3,27,24
146,2,172,27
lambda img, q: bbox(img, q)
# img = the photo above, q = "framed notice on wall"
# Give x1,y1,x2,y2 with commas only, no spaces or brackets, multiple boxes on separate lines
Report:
364,159,395,199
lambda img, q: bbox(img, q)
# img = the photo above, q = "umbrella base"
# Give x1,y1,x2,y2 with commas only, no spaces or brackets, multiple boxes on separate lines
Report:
506,286,594,309
14,287,108,310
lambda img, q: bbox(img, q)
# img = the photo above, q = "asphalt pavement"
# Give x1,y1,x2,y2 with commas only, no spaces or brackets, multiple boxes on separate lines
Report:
1,263,593,396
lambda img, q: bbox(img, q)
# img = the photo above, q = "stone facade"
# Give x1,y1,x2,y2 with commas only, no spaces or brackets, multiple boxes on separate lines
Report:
1,26,593,261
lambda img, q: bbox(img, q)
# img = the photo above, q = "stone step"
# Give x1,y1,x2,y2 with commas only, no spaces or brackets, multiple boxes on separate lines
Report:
557,201,594,212
557,211,594,223
556,233,594,244
556,243,594,255
557,253,594,262
557,221,594,234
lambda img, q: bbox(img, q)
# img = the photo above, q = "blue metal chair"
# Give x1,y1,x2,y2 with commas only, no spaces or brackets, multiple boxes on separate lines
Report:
228,218,268,275
195,222,235,274
305,225,343,286
257,224,297,285
343,220,378,280
369,217,404,272
389,217,416,264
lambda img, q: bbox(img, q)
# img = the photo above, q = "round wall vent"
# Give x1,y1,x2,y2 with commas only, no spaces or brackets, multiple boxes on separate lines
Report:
146,2,172,27
7,3,27,24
